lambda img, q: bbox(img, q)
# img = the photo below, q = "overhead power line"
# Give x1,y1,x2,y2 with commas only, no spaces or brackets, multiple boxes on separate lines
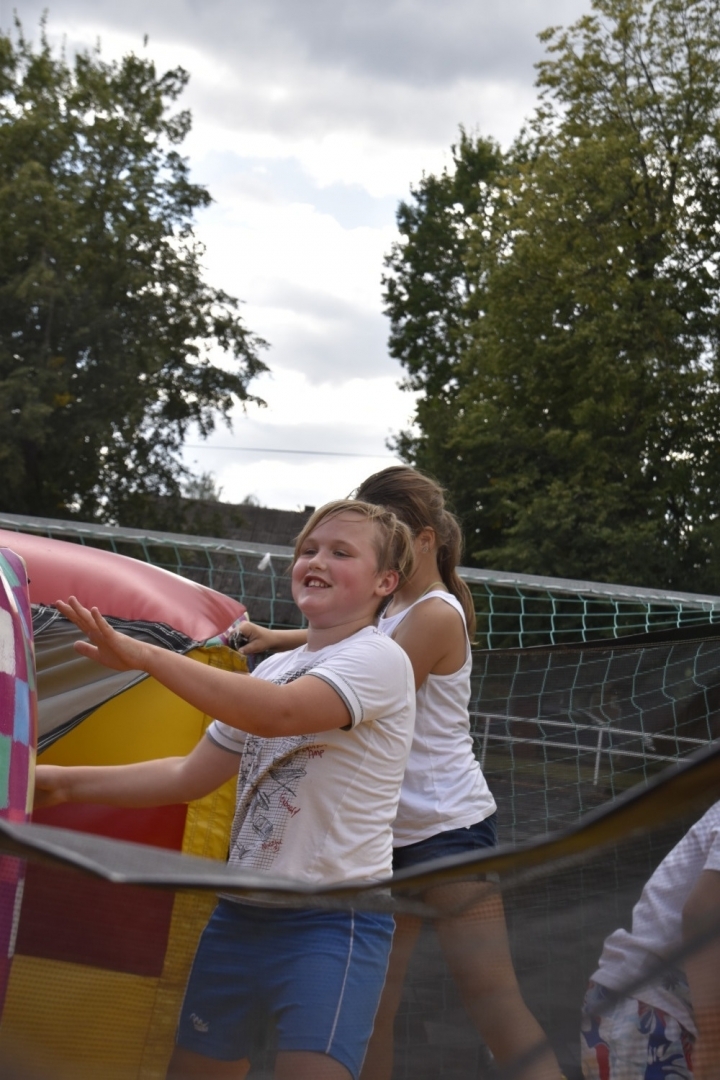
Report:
184,444,397,459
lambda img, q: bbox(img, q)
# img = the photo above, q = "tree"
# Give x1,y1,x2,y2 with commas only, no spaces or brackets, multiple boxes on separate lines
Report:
182,471,223,502
387,0,720,593
0,21,267,527
383,130,506,485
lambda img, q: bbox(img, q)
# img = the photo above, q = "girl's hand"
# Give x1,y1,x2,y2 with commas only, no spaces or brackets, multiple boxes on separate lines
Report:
34,764,68,809
236,622,307,655
55,596,149,672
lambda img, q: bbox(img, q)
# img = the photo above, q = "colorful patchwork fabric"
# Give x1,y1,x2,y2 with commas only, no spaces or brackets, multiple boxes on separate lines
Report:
0,549,38,1009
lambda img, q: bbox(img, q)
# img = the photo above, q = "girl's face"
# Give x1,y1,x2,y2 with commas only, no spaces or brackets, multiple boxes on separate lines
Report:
292,512,397,629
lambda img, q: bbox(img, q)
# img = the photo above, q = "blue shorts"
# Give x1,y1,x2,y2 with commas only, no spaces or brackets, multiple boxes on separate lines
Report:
392,813,498,872
176,900,394,1079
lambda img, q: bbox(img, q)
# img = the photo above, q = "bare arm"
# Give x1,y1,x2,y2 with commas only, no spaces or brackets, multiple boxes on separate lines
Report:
56,597,350,737
392,597,468,691
237,622,308,655
683,869,720,1079
34,735,240,810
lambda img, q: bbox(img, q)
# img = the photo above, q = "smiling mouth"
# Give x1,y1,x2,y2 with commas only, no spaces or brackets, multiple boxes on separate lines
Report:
304,577,330,588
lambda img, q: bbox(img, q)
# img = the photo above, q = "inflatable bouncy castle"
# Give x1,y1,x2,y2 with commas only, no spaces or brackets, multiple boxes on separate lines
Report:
0,530,248,1079
3,529,720,1078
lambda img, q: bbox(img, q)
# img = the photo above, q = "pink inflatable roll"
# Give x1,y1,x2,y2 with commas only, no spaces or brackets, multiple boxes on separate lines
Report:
0,529,245,641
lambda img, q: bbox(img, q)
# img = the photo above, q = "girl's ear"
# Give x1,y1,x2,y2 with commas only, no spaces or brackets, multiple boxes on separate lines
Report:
417,527,436,555
376,568,400,597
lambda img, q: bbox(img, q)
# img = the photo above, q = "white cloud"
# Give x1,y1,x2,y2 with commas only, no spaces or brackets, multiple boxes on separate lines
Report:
241,368,417,430
11,0,589,154
183,369,419,509
193,184,398,385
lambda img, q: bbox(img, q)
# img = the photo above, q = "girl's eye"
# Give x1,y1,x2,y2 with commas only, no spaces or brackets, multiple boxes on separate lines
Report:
333,549,350,558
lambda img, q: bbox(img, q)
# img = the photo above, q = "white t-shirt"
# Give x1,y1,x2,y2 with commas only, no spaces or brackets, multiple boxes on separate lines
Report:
207,626,415,887
591,801,720,1036
379,590,497,846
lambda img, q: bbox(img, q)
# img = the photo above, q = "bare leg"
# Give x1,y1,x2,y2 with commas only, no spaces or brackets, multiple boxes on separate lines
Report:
431,881,562,1080
166,1046,251,1079
275,1051,352,1079
359,914,422,1080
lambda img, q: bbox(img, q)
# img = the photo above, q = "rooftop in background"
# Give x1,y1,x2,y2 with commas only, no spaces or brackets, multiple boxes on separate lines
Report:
138,497,315,550
195,501,313,548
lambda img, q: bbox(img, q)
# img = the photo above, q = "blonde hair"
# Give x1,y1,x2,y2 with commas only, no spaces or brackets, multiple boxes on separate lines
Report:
354,467,477,637
294,499,415,589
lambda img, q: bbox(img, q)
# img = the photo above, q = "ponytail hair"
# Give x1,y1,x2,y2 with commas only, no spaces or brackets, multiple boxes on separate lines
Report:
354,466,477,638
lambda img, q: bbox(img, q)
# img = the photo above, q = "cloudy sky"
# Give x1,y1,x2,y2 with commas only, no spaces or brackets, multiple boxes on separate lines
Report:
8,0,588,510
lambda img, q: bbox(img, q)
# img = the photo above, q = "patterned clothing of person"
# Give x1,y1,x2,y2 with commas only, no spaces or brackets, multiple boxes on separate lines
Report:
581,981,694,1080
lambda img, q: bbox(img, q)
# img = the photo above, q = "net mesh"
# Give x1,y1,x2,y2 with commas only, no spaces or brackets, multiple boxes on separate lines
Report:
1,753,719,1079
471,628,720,843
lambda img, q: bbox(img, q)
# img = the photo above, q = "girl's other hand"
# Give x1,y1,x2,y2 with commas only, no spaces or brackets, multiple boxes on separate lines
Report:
236,622,304,655
55,596,149,673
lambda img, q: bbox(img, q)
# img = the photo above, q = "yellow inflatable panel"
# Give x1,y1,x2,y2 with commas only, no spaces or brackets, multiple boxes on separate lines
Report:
1,955,160,1080
40,647,246,767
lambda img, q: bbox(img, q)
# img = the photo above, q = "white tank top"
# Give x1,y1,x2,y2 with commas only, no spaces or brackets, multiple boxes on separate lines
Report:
379,590,497,846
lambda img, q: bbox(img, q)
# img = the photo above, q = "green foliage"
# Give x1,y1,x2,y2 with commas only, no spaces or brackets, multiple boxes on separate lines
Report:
182,470,223,502
387,0,720,593
0,21,267,526
383,130,505,477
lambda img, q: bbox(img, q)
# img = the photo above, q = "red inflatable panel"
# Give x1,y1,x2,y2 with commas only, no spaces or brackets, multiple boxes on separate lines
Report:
18,804,188,977
0,530,245,641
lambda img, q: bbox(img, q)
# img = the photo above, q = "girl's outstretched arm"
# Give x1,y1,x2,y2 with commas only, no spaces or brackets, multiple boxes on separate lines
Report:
34,735,240,810
55,597,350,737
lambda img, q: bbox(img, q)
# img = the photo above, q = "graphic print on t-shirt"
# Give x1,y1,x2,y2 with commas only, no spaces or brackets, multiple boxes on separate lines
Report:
229,663,327,872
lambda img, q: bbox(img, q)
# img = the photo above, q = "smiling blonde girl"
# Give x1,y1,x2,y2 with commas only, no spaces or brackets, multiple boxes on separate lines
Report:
35,500,416,1080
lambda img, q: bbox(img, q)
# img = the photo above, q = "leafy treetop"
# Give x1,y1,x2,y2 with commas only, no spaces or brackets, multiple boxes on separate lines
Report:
0,20,267,527
386,0,720,593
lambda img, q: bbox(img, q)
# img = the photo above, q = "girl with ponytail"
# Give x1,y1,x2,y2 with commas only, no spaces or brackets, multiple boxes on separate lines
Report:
240,467,561,1080
353,467,559,1080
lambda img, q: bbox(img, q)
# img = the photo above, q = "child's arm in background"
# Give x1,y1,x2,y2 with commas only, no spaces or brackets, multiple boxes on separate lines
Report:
683,869,720,1079
56,597,350,738
237,622,308,655
35,735,240,810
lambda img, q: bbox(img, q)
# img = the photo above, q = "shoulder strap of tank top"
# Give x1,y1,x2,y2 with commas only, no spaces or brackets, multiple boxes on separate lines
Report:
413,589,465,617
381,589,465,630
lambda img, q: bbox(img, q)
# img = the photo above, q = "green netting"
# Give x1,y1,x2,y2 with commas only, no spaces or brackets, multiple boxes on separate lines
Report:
2,512,720,647
466,575,720,649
